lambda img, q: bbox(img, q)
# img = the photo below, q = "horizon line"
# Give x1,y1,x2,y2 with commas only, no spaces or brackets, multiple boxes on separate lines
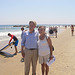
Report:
0,24,75,25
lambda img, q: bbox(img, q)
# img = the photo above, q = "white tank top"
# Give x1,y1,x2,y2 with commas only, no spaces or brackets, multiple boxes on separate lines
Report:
38,35,50,56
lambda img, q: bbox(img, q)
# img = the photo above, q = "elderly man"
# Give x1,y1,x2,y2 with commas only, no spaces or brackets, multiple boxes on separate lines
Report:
21,21,38,75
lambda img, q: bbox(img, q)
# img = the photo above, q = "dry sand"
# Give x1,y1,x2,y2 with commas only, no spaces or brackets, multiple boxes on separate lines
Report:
0,27,75,75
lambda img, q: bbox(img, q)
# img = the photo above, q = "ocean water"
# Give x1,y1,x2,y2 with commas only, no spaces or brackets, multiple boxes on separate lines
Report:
0,25,28,41
0,24,64,42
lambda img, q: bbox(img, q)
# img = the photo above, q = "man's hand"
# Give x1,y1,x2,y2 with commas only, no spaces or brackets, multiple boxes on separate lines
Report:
9,42,10,45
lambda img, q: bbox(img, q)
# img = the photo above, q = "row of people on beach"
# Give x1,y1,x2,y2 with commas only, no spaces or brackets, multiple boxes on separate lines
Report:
49,26,58,38
8,21,54,75
49,24,75,38
65,25,74,36
21,25,58,38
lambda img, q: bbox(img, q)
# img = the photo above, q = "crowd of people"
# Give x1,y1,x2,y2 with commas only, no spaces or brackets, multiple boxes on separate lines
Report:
8,21,74,75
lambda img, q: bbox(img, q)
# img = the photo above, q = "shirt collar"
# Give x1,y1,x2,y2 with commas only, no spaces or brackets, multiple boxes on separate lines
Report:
29,30,35,34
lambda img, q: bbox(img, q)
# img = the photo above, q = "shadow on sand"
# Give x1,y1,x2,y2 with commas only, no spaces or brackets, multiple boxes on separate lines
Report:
0,51,14,58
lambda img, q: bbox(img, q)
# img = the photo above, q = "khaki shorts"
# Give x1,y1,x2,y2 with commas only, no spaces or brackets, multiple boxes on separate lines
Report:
39,54,50,64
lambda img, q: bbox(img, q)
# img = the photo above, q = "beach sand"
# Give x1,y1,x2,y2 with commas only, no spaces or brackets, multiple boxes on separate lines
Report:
0,27,75,75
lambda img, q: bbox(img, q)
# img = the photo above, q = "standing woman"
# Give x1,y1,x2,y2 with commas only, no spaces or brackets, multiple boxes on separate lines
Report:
71,25,74,36
38,26,53,75
54,26,58,38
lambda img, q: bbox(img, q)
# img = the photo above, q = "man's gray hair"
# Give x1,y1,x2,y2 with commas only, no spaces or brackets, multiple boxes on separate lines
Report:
29,21,37,26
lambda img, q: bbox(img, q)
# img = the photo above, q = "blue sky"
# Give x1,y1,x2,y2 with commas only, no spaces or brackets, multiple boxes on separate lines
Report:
0,0,75,25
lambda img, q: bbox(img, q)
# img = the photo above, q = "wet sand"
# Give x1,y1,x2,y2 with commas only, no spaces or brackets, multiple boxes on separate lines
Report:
0,27,75,75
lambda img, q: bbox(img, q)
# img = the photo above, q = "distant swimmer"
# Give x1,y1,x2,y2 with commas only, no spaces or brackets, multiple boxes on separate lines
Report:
8,33,19,55
71,25,74,36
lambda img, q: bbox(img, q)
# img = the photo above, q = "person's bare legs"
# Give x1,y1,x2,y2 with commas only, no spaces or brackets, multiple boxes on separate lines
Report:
72,31,74,36
45,64,49,75
14,46,18,54
41,63,45,75
55,32,57,38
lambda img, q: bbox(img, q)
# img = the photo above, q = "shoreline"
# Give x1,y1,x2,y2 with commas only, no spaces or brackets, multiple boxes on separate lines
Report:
0,26,65,42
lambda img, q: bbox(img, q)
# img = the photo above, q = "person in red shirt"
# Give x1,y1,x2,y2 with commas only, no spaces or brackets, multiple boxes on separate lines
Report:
8,33,19,55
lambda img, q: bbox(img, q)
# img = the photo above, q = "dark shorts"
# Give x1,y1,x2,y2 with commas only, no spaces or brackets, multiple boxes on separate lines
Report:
72,30,74,32
55,31,57,33
49,30,53,34
14,40,19,46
